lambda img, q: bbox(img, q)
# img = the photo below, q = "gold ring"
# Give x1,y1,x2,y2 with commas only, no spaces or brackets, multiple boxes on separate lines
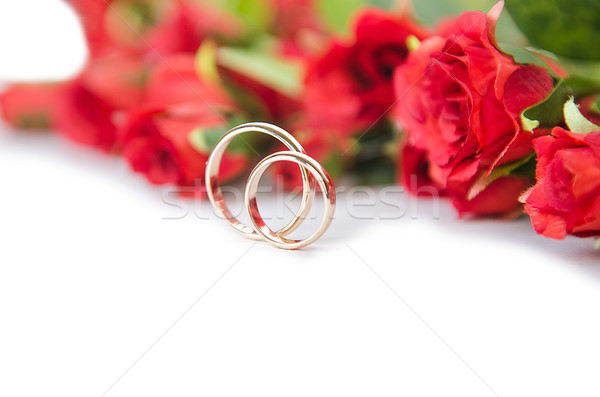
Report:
205,122,315,240
245,151,336,250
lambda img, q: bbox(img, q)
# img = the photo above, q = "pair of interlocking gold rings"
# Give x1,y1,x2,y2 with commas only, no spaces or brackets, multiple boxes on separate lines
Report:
205,123,336,250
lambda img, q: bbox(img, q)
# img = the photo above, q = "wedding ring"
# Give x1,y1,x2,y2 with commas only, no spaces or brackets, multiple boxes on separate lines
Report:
206,122,336,249
245,151,336,250
205,122,315,240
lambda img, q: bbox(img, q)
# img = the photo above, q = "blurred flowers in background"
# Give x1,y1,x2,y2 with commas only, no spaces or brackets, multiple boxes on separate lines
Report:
1,0,600,244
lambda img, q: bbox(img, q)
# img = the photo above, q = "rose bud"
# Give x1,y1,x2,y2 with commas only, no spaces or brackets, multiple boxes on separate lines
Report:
119,104,246,191
54,79,119,151
0,83,64,130
66,0,114,58
303,7,430,135
51,51,148,152
119,53,247,192
522,127,600,239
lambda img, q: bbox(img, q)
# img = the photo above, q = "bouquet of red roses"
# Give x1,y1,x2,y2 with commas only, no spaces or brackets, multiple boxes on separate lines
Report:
2,0,600,244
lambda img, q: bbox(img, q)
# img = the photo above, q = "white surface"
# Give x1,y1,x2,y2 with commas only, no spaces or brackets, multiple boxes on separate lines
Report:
0,0,87,82
1,1,600,397
1,125,599,397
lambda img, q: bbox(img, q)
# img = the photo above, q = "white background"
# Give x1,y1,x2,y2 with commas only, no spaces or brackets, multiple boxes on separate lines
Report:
1,1,599,396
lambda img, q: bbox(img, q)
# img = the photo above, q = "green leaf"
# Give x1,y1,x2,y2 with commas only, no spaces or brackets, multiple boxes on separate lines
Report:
321,152,344,181
355,157,396,185
505,0,600,61
195,40,221,85
521,79,569,131
520,116,540,132
189,126,254,156
189,127,223,155
16,113,52,130
560,58,600,97
218,46,303,99
317,0,367,34
564,97,600,134
467,153,535,201
499,44,560,78
316,0,394,34
412,0,498,24
592,97,600,115
217,0,273,32
406,35,421,52
368,0,395,9
595,239,600,250
564,75,600,98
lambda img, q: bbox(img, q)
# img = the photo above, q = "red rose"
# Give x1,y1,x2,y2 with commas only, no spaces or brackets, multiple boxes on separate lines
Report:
145,53,236,111
51,51,148,151
271,0,324,57
272,0,320,37
303,8,430,134
522,128,600,239
0,84,63,130
121,107,185,185
0,57,144,151
70,0,241,58
393,3,554,215
80,52,147,110
143,0,242,57
119,54,246,189
399,145,446,195
120,104,247,190
268,0,327,82
67,0,114,58
54,79,119,151
1,29,148,150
